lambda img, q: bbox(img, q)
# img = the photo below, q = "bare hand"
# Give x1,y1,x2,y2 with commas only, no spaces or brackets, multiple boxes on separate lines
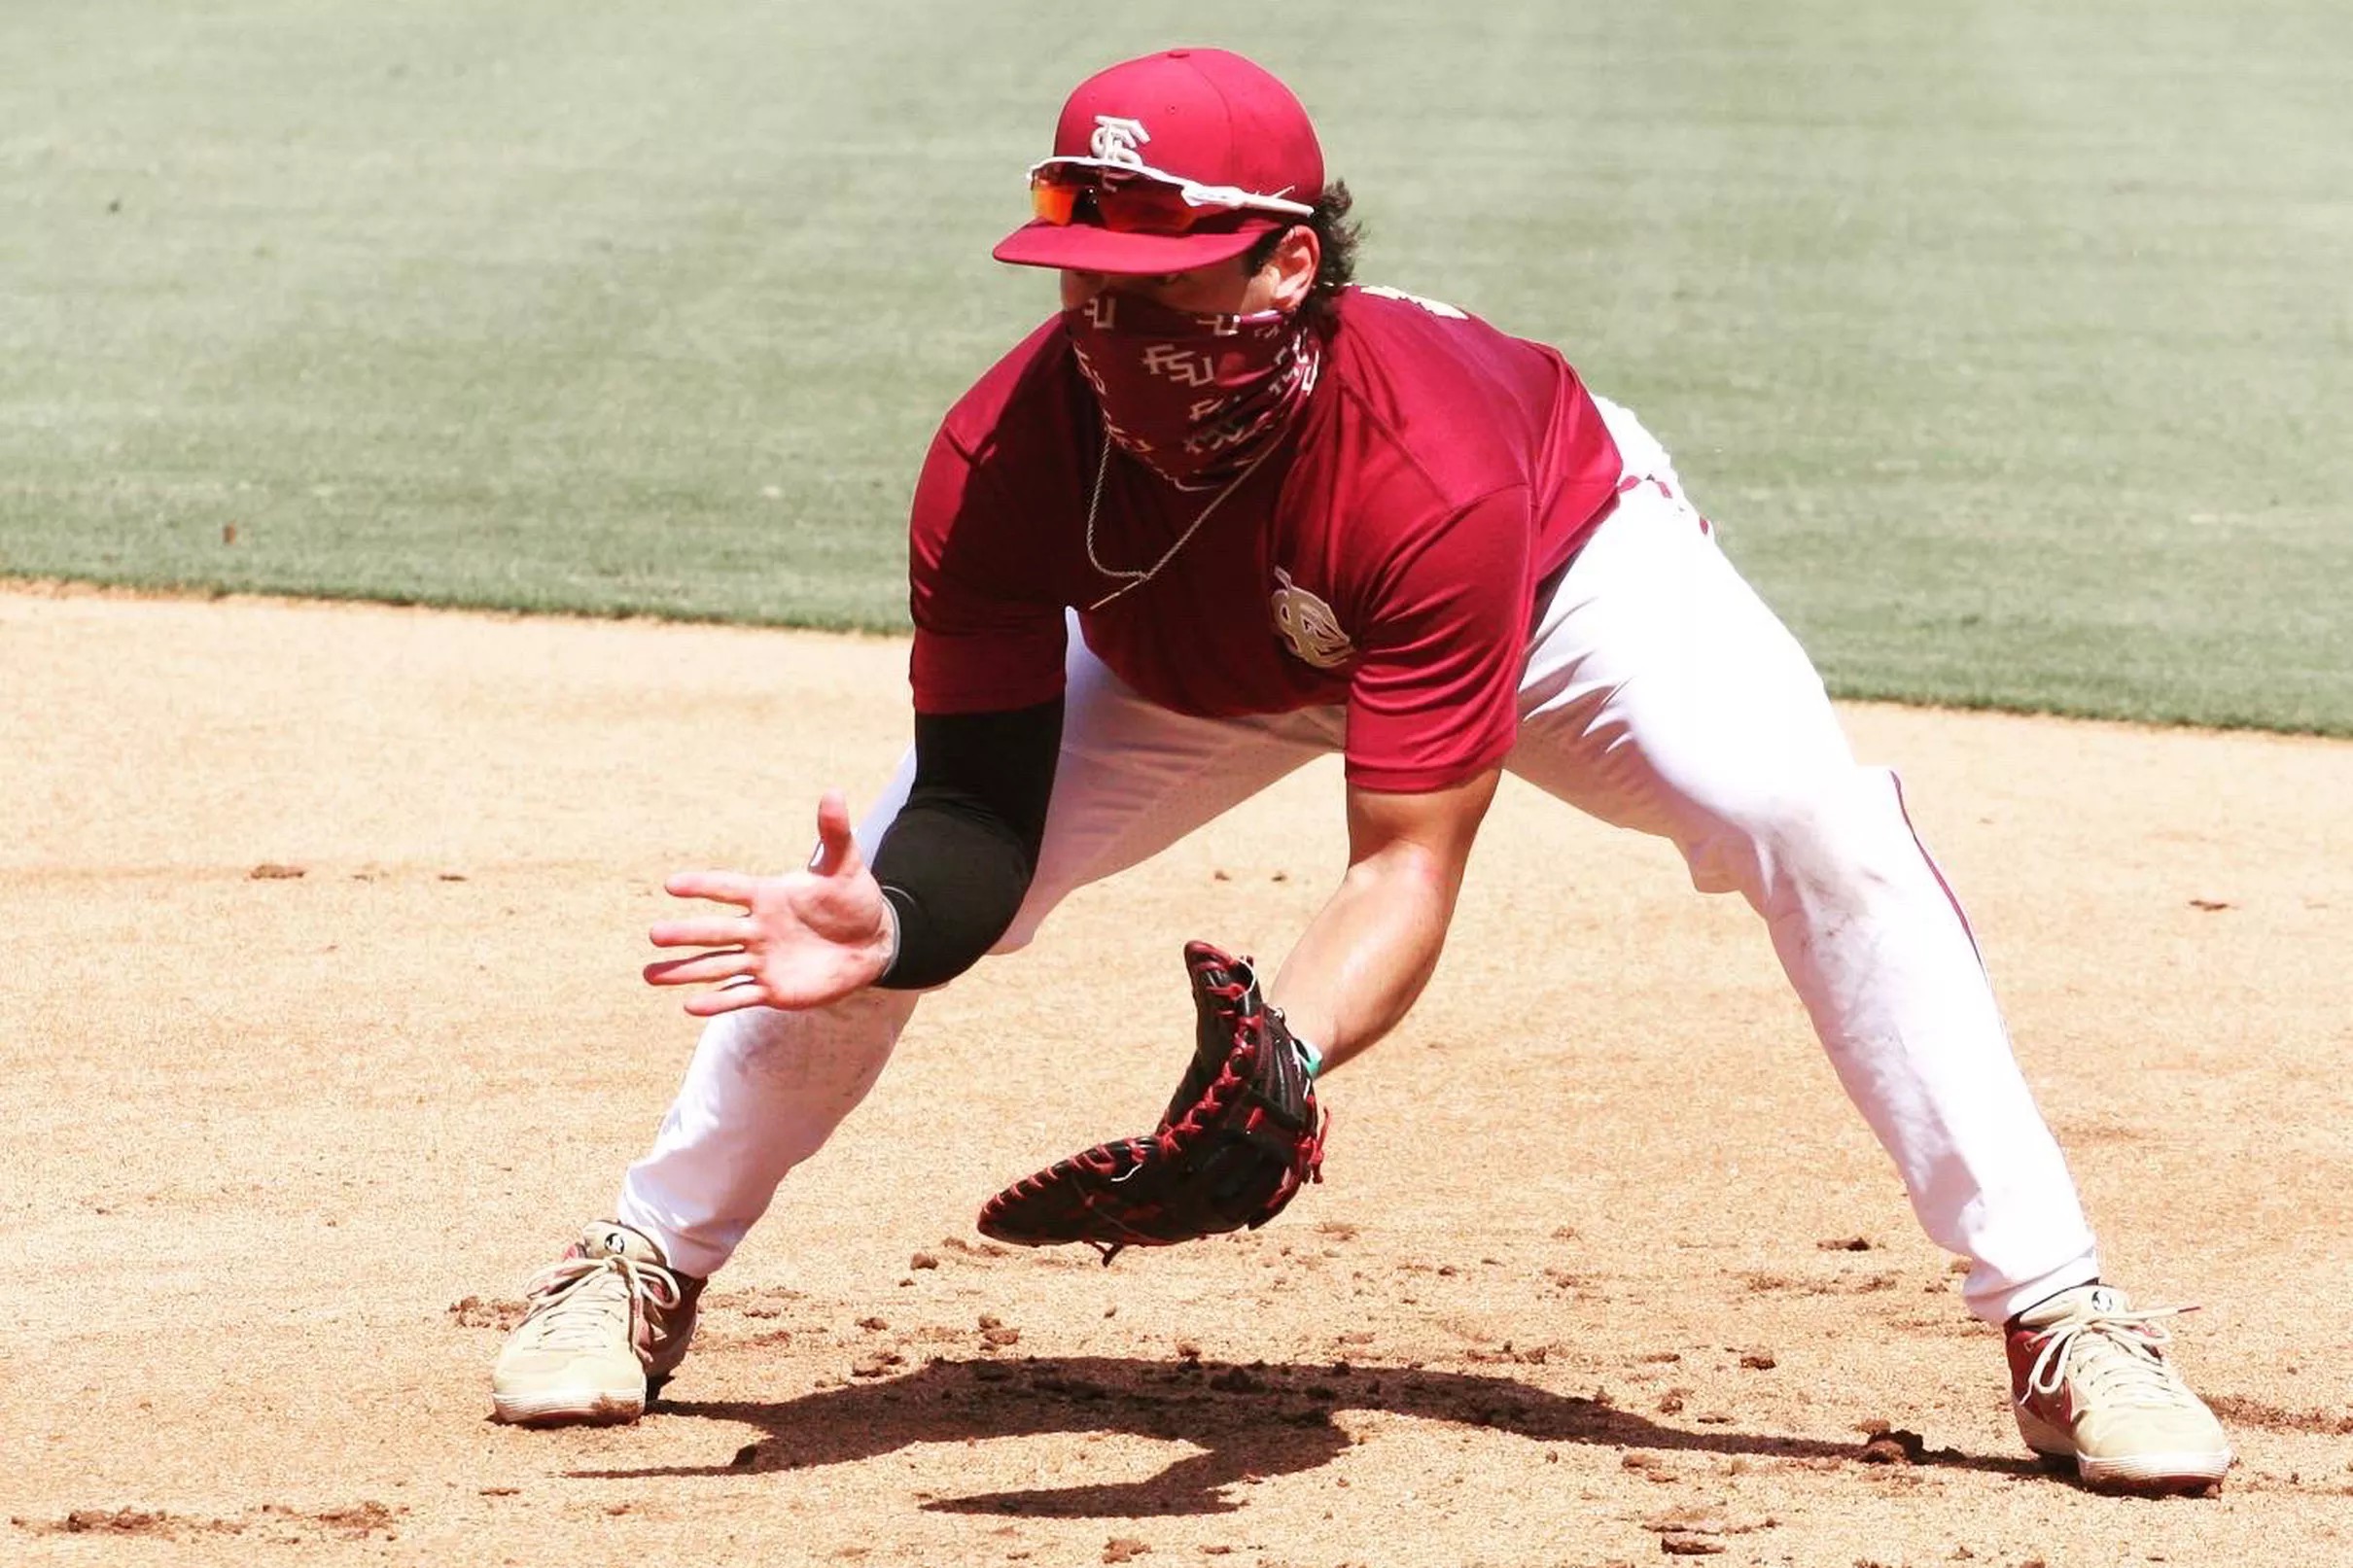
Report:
644,790,895,1016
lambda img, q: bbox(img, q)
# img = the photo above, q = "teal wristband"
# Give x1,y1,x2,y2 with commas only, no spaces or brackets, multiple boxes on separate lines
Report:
1271,1004,1322,1078
1293,1032,1324,1079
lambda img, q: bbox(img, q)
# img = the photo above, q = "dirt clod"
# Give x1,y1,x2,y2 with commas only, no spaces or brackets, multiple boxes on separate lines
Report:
446,1295,525,1331
1858,1428,1928,1465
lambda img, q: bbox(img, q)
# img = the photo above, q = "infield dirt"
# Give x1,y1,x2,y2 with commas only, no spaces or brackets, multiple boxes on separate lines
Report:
4,586,2348,1566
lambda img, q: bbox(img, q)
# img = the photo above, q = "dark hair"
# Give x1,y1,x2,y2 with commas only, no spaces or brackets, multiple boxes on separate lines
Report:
1245,179,1360,325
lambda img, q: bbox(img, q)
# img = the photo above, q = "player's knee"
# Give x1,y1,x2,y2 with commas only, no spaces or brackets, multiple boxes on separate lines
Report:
1679,767,1905,907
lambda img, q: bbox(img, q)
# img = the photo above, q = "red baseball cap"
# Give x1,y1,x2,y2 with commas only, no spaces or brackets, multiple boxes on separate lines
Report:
993,48,1324,276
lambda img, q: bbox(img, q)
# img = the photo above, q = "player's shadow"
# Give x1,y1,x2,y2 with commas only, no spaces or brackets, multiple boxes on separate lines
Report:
568,1354,2027,1516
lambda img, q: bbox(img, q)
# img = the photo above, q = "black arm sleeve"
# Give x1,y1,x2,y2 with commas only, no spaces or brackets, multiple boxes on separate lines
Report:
868,696,1062,990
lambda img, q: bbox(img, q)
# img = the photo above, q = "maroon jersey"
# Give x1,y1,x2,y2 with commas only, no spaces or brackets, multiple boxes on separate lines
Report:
907,286,1623,792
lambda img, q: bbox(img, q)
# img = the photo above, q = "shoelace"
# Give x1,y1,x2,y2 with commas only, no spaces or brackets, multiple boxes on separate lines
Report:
520,1250,685,1352
2024,1292,2197,1411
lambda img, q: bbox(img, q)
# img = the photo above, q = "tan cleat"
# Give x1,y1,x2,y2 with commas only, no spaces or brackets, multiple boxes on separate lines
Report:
2006,1283,2232,1492
490,1221,703,1426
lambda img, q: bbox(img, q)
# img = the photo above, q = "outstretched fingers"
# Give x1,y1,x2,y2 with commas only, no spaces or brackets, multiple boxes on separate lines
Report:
643,949,755,989
681,979,771,1018
647,915,756,952
644,788,891,1016
663,869,760,908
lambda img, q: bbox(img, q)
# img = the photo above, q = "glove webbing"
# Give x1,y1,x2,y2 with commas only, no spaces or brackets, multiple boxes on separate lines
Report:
1002,1137,1182,1263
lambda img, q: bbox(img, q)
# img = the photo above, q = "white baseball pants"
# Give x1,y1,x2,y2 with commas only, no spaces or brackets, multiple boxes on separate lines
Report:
616,399,2100,1324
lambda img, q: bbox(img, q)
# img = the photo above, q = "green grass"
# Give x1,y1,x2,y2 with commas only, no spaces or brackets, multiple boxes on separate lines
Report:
4,1,2347,729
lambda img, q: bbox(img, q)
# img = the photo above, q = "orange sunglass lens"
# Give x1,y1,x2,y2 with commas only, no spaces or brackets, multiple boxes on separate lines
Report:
1030,172,1202,234
1099,184,1197,233
1031,179,1081,225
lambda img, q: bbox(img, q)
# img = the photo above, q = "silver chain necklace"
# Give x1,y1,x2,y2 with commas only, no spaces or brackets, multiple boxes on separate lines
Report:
1081,434,1278,611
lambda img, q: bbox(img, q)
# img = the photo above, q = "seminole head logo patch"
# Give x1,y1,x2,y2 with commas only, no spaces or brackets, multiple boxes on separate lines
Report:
1270,568,1353,670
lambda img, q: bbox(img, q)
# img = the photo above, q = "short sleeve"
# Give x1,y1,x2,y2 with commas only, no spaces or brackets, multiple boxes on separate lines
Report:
907,423,1070,714
1342,486,1535,793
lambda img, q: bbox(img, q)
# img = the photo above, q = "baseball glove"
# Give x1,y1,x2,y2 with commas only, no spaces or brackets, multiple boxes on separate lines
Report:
976,940,1327,1264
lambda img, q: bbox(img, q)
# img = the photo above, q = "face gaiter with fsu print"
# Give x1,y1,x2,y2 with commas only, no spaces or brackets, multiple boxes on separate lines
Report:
1063,290,1322,491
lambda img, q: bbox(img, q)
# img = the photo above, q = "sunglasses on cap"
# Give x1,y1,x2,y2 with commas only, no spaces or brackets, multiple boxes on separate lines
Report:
1027,157,1316,235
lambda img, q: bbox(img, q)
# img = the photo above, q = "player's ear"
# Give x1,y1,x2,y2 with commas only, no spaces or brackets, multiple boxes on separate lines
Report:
1265,225,1321,313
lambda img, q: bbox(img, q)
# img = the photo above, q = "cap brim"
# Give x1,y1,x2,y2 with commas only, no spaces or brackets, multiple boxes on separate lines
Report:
991,217,1279,275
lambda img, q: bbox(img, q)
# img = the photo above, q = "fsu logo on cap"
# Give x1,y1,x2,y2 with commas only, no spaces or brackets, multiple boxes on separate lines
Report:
1270,568,1353,670
1089,115,1150,165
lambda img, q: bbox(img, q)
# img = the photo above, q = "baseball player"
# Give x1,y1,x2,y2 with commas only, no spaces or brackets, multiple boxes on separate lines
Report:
490,47,2231,1493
